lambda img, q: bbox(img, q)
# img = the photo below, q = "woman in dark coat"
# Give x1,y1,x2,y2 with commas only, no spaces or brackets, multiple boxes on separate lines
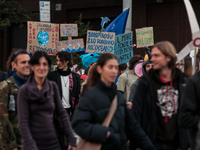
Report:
17,51,76,150
72,53,155,150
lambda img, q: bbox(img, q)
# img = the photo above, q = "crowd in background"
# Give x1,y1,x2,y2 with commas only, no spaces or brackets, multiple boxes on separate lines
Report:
0,41,200,150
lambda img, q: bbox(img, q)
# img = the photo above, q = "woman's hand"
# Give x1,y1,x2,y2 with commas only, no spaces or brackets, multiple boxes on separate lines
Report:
68,145,76,150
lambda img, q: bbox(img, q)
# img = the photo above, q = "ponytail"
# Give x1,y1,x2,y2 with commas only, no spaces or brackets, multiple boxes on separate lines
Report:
86,64,100,90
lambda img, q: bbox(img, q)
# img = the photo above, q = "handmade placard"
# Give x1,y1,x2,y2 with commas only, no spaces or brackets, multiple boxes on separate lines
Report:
57,38,84,53
60,24,78,37
27,21,59,54
135,27,154,48
86,30,115,53
114,32,133,65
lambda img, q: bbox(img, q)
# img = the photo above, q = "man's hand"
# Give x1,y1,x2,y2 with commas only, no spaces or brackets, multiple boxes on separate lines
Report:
126,102,132,109
68,145,76,150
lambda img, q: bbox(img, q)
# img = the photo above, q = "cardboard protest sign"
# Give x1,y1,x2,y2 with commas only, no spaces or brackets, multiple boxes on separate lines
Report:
60,24,78,37
135,27,154,48
27,21,59,54
114,32,133,65
57,38,84,53
86,30,115,53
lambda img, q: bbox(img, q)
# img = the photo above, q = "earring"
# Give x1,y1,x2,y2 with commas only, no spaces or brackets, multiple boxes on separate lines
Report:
12,68,15,72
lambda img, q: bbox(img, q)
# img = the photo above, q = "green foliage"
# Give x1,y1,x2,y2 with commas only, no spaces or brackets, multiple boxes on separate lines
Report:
0,0,36,29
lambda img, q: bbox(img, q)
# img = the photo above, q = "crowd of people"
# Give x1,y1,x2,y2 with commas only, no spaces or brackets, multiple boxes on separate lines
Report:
0,40,199,150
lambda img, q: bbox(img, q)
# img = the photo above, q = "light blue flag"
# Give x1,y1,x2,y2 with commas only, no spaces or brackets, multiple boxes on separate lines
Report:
105,8,130,35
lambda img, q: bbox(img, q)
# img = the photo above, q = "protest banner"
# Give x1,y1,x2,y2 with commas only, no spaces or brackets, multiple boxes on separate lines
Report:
114,32,133,65
57,38,84,53
86,30,115,53
60,24,78,37
135,27,154,48
27,21,59,54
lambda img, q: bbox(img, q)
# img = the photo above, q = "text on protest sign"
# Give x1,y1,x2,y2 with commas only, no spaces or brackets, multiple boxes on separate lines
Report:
135,27,154,48
27,21,59,54
114,32,133,65
60,24,78,37
86,30,115,53
57,39,84,53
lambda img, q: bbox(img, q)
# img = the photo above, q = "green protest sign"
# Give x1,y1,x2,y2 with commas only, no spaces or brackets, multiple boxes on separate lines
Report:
135,27,154,48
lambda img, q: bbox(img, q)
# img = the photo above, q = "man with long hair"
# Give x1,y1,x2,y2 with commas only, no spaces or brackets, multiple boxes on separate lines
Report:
47,51,80,119
132,41,190,150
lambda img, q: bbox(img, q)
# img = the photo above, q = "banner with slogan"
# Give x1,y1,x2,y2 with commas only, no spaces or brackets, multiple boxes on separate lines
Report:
60,24,78,37
86,30,115,53
27,21,59,54
57,38,84,53
114,32,133,65
135,27,154,48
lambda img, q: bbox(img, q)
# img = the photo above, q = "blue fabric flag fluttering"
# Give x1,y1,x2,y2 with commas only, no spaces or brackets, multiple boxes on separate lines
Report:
105,8,130,35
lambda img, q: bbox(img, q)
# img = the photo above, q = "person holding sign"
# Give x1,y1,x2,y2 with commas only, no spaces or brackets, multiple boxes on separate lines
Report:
72,53,155,150
132,41,190,150
47,51,80,120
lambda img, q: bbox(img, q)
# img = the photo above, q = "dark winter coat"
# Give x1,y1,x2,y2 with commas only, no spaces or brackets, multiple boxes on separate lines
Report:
132,68,190,150
47,70,80,109
179,70,200,149
72,79,155,150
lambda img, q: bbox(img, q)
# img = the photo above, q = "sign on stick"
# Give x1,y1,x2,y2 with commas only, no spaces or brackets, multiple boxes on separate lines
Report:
27,21,59,54
114,32,133,65
86,30,115,53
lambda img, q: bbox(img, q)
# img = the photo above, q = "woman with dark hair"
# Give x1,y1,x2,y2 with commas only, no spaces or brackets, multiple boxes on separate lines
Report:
72,53,155,150
183,57,193,78
17,51,76,150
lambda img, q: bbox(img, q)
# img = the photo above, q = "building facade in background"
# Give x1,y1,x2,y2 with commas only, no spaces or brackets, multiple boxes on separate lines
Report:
0,0,199,71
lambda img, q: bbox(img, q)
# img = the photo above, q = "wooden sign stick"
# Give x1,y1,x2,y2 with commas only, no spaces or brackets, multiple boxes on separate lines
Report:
68,36,74,69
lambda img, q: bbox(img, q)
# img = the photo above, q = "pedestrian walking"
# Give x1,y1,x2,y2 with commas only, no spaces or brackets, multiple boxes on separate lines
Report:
47,51,80,119
72,53,155,150
0,49,30,150
17,51,76,150
132,41,190,150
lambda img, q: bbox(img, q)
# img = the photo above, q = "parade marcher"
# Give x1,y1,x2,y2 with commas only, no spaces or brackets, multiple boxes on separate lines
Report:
179,70,200,150
179,53,200,149
115,63,127,84
80,53,99,95
0,69,6,82
47,51,80,119
128,47,153,109
0,49,30,150
17,51,76,150
80,53,99,81
132,41,190,150
128,58,153,109
72,53,155,150
117,55,141,109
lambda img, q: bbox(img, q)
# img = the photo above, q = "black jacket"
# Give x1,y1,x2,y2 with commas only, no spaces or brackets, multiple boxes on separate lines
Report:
179,71,200,149
132,68,190,150
72,79,155,150
47,70,80,109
